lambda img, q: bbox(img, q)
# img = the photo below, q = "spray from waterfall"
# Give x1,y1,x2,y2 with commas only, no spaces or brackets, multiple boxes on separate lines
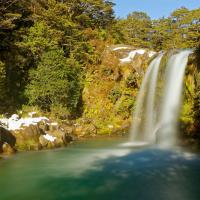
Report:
129,50,192,147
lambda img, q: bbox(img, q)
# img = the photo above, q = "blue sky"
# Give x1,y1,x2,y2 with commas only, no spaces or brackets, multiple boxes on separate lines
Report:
112,0,200,19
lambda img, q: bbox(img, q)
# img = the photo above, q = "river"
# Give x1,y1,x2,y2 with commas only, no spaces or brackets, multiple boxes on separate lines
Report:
0,138,200,200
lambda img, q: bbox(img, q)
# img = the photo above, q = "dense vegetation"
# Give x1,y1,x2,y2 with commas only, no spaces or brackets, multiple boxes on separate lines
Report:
0,1,199,136
117,8,200,50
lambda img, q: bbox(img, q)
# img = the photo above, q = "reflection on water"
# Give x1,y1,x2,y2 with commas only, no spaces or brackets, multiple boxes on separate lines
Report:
0,138,200,200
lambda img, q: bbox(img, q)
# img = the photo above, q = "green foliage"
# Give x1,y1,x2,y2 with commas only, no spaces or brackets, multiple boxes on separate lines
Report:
18,21,63,57
152,7,200,50
108,88,122,103
0,0,115,114
125,74,138,88
0,0,199,136
119,12,152,48
191,45,200,134
26,49,82,115
193,44,200,131
0,61,7,111
116,96,135,119
193,72,200,129
117,7,200,50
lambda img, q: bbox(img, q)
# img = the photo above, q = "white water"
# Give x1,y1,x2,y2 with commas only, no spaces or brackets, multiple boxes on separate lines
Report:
130,54,163,142
158,50,192,147
129,50,192,147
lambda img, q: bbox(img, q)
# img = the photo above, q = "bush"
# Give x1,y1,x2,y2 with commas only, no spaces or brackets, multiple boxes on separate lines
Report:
25,48,82,115
193,45,200,133
108,88,122,103
194,73,200,129
116,97,135,118
125,74,138,88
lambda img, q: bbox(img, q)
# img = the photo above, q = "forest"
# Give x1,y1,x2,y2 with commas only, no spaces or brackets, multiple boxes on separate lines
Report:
0,0,200,138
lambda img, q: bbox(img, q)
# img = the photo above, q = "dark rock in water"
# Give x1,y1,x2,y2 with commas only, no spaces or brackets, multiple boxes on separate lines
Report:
62,134,73,145
2,143,16,154
0,126,16,153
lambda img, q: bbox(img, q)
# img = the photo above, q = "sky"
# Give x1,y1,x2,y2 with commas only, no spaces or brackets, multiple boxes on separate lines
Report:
112,0,200,19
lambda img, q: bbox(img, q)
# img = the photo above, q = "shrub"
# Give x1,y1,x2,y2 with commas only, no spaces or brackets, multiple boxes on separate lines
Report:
25,48,82,116
108,88,122,103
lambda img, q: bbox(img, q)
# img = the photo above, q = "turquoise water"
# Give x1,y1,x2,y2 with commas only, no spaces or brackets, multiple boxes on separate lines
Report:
0,138,200,200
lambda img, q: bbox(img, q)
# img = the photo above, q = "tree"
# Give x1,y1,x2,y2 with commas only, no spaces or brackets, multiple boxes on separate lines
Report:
25,48,82,114
119,12,152,48
0,0,35,112
18,21,63,58
0,61,7,112
152,7,200,50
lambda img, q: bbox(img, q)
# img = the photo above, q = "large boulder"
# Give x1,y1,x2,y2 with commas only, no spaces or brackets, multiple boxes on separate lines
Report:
2,143,16,154
13,125,45,151
18,124,44,139
0,126,16,153
39,134,57,148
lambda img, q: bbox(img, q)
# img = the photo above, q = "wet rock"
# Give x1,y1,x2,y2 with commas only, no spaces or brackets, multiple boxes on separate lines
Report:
49,122,59,132
39,135,49,147
38,122,49,131
12,125,45,151
0,127,16,153
74,123,97,137
16,125,45,140
61,126,73,135
2,143,16,154
62,134,73,145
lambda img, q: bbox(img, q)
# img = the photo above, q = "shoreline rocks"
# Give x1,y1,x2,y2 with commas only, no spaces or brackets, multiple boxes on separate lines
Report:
0,113,75,154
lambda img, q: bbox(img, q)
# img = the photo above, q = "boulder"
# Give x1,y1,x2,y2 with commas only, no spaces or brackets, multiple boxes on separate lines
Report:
17,125,45,140
39,135,49,147
62,133,73,145
74,123,97,137
2,143,16,154
13,125,45,151
39,133,58,148
0,126,16,153
49,122,59,131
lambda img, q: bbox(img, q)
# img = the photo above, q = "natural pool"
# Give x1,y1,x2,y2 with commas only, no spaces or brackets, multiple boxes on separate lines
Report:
0,138,200,200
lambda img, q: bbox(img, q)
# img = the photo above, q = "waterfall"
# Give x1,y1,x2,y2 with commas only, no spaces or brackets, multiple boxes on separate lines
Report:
128,50,192,147
130,54,163,143
158,50,192,147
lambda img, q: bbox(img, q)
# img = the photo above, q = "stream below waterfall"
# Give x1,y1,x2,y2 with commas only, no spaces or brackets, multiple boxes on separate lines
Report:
0,138,200,200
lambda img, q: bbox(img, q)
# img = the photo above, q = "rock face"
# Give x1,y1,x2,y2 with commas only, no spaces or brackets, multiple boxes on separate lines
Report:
81,45,154,135
0,126,16,153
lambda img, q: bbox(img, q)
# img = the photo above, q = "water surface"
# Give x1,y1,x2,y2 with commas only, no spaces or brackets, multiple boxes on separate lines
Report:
0,138,200,200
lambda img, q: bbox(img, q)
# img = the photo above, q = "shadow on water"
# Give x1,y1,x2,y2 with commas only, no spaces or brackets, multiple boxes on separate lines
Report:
0,140,200,200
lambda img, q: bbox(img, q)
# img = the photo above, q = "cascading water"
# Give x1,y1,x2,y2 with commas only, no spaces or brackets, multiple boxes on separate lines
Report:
129,50,192,147
158,50,193,147
130,54,163,142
